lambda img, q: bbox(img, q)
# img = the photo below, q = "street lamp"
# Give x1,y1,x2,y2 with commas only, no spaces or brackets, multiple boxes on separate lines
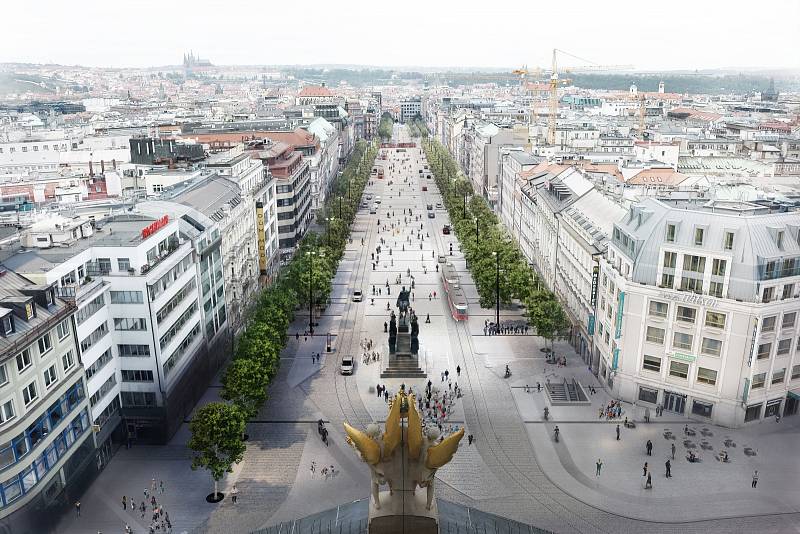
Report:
463,194,467,219
306,250,324,335
325,217,336,248
492,251,500,327
474,217,480,245
338,195,343,220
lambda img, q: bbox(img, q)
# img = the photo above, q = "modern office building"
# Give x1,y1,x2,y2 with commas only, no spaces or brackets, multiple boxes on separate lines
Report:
598,198,800,427
3,213,227,444
0,271,93,531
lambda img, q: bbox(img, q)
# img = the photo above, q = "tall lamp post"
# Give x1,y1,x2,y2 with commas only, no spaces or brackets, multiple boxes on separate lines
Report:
492,251,500,326
325,217,335,248
463,194,467,219
338,195,343,220
306,251,316,335
474,217,480,245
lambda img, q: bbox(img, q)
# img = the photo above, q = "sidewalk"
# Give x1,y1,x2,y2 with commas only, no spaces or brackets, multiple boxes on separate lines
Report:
509,345,800,522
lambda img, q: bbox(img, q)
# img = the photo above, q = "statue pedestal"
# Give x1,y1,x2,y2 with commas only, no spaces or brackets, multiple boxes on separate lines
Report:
369,490,438,534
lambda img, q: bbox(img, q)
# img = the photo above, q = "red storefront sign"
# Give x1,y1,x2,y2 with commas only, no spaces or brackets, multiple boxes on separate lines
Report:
141,215,169,239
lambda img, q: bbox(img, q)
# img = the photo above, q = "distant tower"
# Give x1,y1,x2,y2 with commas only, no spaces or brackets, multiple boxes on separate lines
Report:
658,81,665,94
629,83,638,96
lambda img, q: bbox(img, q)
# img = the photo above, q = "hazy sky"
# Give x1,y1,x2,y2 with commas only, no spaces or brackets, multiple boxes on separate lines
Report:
3,0,799,71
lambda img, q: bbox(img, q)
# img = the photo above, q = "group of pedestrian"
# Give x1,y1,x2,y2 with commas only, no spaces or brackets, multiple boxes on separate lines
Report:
105,478,174,533
483,320,529,336
310,461,338,480
599,400,624,420
376,384,390,402
310,352,322,364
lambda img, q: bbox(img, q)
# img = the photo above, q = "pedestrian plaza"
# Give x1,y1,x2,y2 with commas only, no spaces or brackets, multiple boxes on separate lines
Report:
54,126,800,534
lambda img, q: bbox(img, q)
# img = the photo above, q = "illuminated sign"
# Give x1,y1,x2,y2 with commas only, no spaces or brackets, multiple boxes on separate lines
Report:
614,291,625,339
256,202,267,274
141,215,169,239
590,265,599,308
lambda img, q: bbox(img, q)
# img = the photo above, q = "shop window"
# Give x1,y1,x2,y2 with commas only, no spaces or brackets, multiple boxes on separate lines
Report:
744,403,762,422
764,400,782,418
638,386,658,404
691,400,713,418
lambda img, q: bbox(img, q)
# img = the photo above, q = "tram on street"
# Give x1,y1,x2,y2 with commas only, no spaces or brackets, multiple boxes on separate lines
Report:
448,286,469,321
441,262,460,293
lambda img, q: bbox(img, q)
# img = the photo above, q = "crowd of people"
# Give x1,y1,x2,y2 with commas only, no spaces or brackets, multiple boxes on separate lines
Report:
115,477,173,533
484,320,529,336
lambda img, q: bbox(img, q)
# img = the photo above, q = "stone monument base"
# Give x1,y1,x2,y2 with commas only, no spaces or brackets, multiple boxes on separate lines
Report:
369,490,438,534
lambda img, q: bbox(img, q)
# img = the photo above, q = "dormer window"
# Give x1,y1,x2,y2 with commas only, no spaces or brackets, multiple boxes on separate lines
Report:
46,289,54,306
777,231,784,250
723,231,734,251
694,227,705,246
666,224,676,243
1,315,13,335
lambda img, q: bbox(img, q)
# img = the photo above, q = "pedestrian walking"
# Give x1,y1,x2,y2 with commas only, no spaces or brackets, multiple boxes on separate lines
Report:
645,472,652,489
122,496,127,510
671,443,676,460
444,369,449,380
130,498,136,512
75,501,81,517
616,424,620,440
665,460,671,478
596,459,603,476
151,478,157,493
231,485,238,503
468,434,474,445
646,439,653,456
311,461,316,476
441,372,445,382
643,462,648,476
752,470,759,488
456,365,461,376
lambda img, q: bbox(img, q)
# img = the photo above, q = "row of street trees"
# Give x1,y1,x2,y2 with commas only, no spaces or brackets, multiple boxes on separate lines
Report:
406,117,428,138
378,112,394,141
422,138,569,349
189,140,378,501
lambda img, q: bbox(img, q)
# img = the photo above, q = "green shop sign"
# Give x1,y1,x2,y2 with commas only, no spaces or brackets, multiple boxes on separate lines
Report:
672,352,696,362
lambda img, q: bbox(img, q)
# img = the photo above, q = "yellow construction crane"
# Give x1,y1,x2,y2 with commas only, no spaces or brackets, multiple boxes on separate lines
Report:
544,49,633,145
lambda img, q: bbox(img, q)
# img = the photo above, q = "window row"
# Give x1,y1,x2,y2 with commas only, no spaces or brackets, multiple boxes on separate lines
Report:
156,279,196,325
644,327,723,356
109,291,143,304
113,317,147,331
641,355,719,386
648,301,727,329
79,321,109,353
121,369,154,382
159,303,198,350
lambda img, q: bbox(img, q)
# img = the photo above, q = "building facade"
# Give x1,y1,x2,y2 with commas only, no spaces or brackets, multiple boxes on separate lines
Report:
0,272,93,531
598,198,800,427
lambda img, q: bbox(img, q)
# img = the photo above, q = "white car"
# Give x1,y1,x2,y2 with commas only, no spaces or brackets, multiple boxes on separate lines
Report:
352,290,363,302
340,357,354,375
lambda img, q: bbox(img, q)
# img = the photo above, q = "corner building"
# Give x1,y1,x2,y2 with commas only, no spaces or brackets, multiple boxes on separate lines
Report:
598,198,800,427
0,272,92,532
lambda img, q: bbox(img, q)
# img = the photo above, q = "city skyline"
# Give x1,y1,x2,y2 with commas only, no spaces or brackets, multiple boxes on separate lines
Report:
3,0,799,71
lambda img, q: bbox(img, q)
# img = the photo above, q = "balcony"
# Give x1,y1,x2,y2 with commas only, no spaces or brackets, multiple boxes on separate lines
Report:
55,278,106,305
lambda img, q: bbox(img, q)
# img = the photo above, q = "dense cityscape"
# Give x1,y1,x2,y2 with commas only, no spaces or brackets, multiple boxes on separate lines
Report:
0,4,799,533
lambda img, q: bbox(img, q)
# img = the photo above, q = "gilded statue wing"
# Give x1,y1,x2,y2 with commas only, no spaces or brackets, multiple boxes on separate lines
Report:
382,393,402,459
425,428,465,469
407,394,422,460
343,422,380,465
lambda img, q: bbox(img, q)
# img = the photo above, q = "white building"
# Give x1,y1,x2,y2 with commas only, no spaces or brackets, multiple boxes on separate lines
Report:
0,271,92,530
598,198,800,427
4,213,227,444
399,98,422,123
0,130,130,175
204,147,279,280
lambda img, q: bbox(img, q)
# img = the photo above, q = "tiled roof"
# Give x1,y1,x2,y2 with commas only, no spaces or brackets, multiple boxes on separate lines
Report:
298,85,334,98
626,167,688,186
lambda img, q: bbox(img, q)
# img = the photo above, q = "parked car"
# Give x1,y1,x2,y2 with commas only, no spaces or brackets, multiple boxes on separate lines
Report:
436,202,443,209
340,357,354,375
352,290,363,302
422,186,428,191
426,204,433,210
427,211,435,219
369,206,377,214
438,254,447,263
366,194,372,200
442,225,451,235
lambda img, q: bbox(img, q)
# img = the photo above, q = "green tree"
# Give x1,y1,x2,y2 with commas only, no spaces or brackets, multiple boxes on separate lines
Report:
527,298,570,352
188,402,247,501
221,358,270,420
